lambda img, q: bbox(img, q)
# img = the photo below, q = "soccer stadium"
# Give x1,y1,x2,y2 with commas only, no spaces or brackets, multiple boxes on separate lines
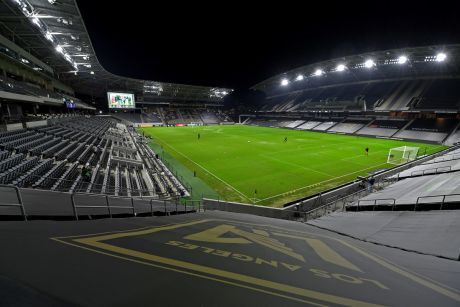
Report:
0,1,459,306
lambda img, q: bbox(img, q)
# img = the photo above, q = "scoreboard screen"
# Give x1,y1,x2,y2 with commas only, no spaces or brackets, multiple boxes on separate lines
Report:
107,92,135,109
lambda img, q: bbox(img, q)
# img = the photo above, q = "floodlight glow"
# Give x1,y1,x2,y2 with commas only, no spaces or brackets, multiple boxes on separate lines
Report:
55,45,63,53
364,59,375,68
436,53,447,62
397,55,408,64
45,31,53,41
90,71,95,75
314,69,323,76
336,64,346,72
281,78,289,86
296,74,304,81
31,18,41,27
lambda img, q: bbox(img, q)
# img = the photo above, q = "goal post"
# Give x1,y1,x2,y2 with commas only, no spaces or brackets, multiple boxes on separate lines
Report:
387,146,419,165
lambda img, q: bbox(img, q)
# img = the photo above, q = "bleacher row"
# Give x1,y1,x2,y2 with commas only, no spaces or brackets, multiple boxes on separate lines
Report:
247,117,460,144
0,116,186,199
263,78,460,112
113,108,233,126
348,147,460,210
0,76,92,109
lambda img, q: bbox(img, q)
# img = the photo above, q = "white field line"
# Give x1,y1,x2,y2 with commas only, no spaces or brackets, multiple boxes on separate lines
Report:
153,135,252,202
260,154,335,178
255,161,389,204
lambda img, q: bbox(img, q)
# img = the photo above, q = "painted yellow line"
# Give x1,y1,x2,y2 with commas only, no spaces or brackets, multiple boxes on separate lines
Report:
53,217,460,304
209,218,460,301
51,237,327,307
73,238,383,307
72,218,210,242
274,232,361,272
333,238,460,303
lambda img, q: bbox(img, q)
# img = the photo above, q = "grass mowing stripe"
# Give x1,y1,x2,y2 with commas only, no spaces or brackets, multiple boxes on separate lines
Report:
152,134,252,202
254,161,389,204
139,125,446,207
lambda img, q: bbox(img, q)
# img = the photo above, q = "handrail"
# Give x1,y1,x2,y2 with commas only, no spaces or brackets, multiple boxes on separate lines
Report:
70,191,185,220
357,198,396,211
70,192,138,220
415,193,460,210
410,166,452,177
0,184,27,221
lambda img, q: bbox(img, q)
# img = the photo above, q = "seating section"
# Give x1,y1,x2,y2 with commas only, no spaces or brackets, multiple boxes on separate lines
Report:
413,79,460,110
0,77,92,110
0,116,186,199
393,118,457,142
348,147,460,209
328,120,370,134
262,78,460,112
297,121,322,130
356,120,408,137
285,120,305,128
312,121,337,131
112,113,143,123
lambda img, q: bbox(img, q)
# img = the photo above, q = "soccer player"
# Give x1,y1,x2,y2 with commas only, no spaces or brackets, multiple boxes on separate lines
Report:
284,137,288,143
365,147,369,156
198,133,200,140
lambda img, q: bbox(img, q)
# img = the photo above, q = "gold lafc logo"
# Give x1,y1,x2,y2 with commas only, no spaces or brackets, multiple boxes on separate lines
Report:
180,224,360,272
185,224,305,262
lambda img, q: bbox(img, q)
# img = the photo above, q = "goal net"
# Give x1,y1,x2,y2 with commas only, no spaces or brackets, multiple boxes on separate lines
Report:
387,146,419,165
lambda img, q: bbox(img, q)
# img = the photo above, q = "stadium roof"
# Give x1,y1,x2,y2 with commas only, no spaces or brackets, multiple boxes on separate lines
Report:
0,0,232,103
252,45,460,95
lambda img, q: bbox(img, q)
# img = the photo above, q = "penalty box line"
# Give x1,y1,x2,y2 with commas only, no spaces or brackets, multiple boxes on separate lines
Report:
152,135,252,202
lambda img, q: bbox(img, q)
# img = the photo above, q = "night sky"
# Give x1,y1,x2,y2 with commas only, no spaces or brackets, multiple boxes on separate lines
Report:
76,1,460,91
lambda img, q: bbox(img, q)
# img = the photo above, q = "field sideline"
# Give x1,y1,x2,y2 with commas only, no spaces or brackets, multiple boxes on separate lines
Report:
139,125,445,207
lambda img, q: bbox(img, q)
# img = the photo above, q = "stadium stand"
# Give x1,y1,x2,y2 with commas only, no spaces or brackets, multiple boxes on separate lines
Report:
343,147,460,210
0,116,187,201
328,118,371,134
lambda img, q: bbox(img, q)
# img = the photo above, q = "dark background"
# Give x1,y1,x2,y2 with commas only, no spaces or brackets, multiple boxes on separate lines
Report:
76,1,460,92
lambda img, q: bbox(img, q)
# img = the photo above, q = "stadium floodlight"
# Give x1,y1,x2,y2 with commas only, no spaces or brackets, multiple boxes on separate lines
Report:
296,74,304,81
31,17,41,27
336,64,346,72
281,78,289,86
397,55,408,64
55,45,63,53
313,69,323,76
436,52,447,62
45,31,53,41
364,59,375,68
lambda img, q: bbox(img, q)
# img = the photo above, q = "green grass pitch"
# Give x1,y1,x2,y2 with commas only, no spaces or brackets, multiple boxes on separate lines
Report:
139,125,446,207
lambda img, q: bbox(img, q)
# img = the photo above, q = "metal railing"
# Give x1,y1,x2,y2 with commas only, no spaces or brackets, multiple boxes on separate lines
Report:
70,192,138,221
410,166,452,177
357,198,396,210
415,193,460,210
301,188,370,221
0,184,27,220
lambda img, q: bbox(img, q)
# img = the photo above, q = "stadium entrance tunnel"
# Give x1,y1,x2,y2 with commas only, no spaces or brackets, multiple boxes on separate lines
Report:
0,211,459,306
